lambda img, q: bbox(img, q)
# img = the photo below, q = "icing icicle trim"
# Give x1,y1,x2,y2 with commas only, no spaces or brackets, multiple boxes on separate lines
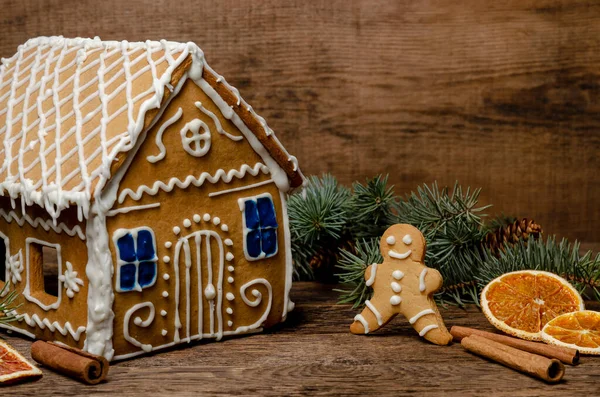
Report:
14,312,86,341
117,162,269,203
0,208,85,240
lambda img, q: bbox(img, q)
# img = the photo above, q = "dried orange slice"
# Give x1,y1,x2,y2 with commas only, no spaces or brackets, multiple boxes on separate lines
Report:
0,340,42,385
481,270,584,341
541,310,600,354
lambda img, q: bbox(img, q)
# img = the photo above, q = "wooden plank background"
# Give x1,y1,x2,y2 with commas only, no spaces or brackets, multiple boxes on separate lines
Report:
2,0,600,243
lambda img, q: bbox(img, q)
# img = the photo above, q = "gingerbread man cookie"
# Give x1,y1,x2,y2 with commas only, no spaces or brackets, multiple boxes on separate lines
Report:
350,224,452,345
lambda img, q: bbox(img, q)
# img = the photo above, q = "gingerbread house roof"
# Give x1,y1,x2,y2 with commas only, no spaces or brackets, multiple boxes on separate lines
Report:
0,36,303,222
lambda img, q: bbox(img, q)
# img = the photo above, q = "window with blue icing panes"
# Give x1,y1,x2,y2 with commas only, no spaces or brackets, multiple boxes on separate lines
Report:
115,228,157,291
243,195,278,260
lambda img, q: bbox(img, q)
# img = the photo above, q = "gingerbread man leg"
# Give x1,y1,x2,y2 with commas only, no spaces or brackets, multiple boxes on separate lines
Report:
350,291,397,334
402,267,452,345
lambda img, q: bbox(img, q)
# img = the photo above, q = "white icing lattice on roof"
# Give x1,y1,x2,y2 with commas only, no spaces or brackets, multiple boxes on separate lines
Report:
0,36,203,220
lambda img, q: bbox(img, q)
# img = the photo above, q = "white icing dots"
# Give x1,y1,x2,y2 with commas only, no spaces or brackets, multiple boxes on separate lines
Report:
221,224,229,232
392,270,404,280
391,281,402,293
163,256,170,264
403,234,413,245
227,266,234,272
203,213,211,221
161,329,168,336
212,217,221,225
226,308,233,315
193,214,201,223
226,252,234,261
224,239,233,246
204,284,216,300
165,241,172,249
390,296,402,305
183,219,192,228
227,320,233,327
160,310,167,317
386,236,396,245
228,276,234,283
173,226,181,235
226,292,235,301
163,273,170,281
162,291,169,298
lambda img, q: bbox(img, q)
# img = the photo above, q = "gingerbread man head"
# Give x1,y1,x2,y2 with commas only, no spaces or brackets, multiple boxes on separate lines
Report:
380,223,426,263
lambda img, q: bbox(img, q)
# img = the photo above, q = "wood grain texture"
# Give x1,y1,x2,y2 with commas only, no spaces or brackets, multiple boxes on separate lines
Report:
1,0,599,241
3,282,600,396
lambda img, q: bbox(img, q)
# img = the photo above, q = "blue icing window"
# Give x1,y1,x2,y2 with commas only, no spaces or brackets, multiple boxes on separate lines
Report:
114,228,158,292
241,194,278,260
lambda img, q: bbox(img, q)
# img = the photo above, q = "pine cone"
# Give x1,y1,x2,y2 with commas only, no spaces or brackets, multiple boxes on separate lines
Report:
484,218,543,255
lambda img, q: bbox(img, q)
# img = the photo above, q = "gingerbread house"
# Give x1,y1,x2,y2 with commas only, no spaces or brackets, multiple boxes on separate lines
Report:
0,36,303,360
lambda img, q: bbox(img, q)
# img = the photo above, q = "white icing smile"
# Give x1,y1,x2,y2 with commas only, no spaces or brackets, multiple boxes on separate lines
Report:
388,249,412,260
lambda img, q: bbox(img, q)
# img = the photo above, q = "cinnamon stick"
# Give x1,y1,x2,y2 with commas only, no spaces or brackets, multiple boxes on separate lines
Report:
461,334,565,383
450,326,579,365
30,341,109,384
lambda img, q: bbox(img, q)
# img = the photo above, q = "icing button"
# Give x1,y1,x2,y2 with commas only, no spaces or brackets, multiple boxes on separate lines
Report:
391,281,401,293
390,295,402,305
392,270,404,280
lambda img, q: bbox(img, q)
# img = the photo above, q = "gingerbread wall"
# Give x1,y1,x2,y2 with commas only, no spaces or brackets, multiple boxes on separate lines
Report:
0,196,89,348
105,80,290,358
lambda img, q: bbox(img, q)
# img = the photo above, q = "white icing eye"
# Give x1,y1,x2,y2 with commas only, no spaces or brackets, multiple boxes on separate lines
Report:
402,234,412,245
386,236,396,245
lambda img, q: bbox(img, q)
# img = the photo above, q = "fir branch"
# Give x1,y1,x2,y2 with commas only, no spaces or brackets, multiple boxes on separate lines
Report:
0,283,20,323
288,174,351,280
288,174,350,245
335,239,382,309
393,182,491,304
348,175,396,238
477,237,600,301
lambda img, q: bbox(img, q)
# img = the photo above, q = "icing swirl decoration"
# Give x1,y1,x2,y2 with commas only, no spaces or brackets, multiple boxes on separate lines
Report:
123,302,156,353
236,278,272,333
180,119,211,157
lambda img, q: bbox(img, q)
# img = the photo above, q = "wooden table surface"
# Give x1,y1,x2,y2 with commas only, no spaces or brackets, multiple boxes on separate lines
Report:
2,282,599,396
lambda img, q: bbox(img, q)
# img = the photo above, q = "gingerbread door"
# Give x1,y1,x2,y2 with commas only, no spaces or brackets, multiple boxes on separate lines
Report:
173,230,224,342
